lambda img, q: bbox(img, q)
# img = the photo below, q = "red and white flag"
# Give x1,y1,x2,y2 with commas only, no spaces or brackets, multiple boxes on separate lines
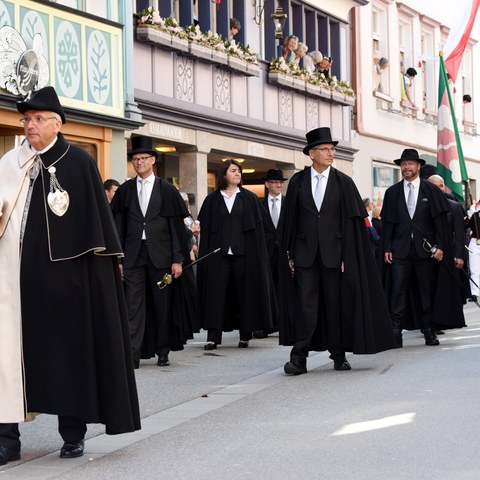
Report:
443,0,480,84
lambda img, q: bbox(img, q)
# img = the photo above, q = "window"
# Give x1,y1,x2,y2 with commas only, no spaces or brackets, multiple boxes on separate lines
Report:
373,163,401,209
371,5,389,95
53,0,115,21
420,30,436,112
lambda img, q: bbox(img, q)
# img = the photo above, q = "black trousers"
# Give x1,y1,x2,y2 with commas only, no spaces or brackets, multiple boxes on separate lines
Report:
124,243,172,362
206,255,253,344
390,243,436,331
0,416,87,451
290,254,344,366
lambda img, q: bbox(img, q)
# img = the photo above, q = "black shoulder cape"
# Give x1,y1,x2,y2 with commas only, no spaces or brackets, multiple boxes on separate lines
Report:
278,167,396,353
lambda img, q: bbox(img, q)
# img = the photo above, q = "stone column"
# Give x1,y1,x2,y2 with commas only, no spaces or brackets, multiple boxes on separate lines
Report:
178,151,209,218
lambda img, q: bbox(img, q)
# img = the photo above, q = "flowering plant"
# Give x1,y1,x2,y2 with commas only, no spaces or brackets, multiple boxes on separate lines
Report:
269,57,355,97
136,7,258,64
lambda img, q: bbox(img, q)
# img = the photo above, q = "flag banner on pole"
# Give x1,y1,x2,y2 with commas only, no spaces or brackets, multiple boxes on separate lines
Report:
443,0,480,84
437,54,468,203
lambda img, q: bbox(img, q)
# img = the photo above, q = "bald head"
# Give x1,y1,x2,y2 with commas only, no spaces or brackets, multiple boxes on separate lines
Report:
428,174,446,192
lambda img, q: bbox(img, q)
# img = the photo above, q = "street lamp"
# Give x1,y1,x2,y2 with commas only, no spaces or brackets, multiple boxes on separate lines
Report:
271,6,287,57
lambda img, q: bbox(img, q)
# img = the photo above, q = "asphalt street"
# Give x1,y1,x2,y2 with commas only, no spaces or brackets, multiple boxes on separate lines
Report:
2,302,480,479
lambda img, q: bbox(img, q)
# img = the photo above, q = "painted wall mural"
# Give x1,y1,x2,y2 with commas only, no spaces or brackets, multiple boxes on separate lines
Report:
0,0,122,116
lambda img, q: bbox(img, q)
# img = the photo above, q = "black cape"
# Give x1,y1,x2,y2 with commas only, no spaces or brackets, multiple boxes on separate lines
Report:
197,188,277,333
112,177,200,353
21,133,140,434
381,180,464,330
278,167,396,354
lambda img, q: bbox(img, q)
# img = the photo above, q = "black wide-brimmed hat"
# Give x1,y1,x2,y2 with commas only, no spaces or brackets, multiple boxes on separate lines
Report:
17,86,66,124
128,136,158,159
303,127,338,155
263,168,288,181
394,148,426,166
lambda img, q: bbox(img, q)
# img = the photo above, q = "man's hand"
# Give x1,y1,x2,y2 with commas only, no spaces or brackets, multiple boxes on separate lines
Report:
172,263,183,279
455,258,464,269
432,248,443,261
384,252,393,264
119,263,124,280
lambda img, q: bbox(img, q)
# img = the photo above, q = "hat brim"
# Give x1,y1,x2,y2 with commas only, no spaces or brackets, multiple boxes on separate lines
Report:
263,176,288,181
393,158,426,166
17,101,66,124
303,139,339,155
128,149,158,159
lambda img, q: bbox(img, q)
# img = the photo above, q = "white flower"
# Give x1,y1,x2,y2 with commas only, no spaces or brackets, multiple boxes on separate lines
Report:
152,11,161,24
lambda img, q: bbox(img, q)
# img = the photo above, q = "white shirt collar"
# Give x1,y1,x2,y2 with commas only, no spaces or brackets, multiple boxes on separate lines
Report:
137,172,155,184
311,165,331,179
268,194,281,200
405,176,420,188
220,187,240,198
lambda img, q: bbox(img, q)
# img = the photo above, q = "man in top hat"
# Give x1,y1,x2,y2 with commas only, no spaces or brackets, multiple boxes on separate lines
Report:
278,127,395,375
254,169,288,339
0,86,140,464
381,148,450,347
111,136,198,369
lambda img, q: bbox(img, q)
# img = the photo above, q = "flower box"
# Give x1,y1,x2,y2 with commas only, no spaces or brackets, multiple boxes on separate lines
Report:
170,35,189,53
212,50,228,65
319,86,331,100
188,42,213,62
227,55,249,75
331,90,355,106
137,25,172,47
268,71,294,87
306,83,321,96
292,77,306,92
246,62,261,77
137,25,189,53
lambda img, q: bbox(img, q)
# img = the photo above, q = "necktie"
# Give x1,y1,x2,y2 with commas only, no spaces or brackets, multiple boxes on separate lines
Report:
407,183,415,218
271,197,279,228
139,179,148,216
314,174,324,211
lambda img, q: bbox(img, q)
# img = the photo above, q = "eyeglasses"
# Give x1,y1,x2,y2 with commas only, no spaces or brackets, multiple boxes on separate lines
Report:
312,147,336,154
131,156,153,163
19,115,58,126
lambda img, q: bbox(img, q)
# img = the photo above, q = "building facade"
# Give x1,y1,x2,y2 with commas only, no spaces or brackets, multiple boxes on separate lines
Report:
130,0,364,215
352,0,480,205
0,0,141,181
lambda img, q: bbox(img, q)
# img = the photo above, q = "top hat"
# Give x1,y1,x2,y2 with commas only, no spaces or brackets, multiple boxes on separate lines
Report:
17,86,66,124
263,169,288,181
394,148,426,166
128,136,158,159
303,127,338,155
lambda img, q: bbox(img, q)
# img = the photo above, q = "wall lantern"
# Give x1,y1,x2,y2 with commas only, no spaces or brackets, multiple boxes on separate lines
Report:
271,6,287,39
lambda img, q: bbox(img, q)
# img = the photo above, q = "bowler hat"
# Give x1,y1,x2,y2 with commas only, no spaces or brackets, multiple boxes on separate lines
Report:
128,136,158,159
394,148,426,166
263,169,288,181
303,127,338,155
17,86,66,124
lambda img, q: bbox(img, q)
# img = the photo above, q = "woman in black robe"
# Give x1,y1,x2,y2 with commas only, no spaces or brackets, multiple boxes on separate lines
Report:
197,160,276,350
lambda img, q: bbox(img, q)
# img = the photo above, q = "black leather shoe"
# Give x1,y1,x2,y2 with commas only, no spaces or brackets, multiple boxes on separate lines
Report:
469,295,478,302
204,342,217,350
157,354,170,366
238,341,249,348
60,440,84,458
284,362,307,375
334,359,352,371
424,329,440,346
133,360,140,369
0,446,21,465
